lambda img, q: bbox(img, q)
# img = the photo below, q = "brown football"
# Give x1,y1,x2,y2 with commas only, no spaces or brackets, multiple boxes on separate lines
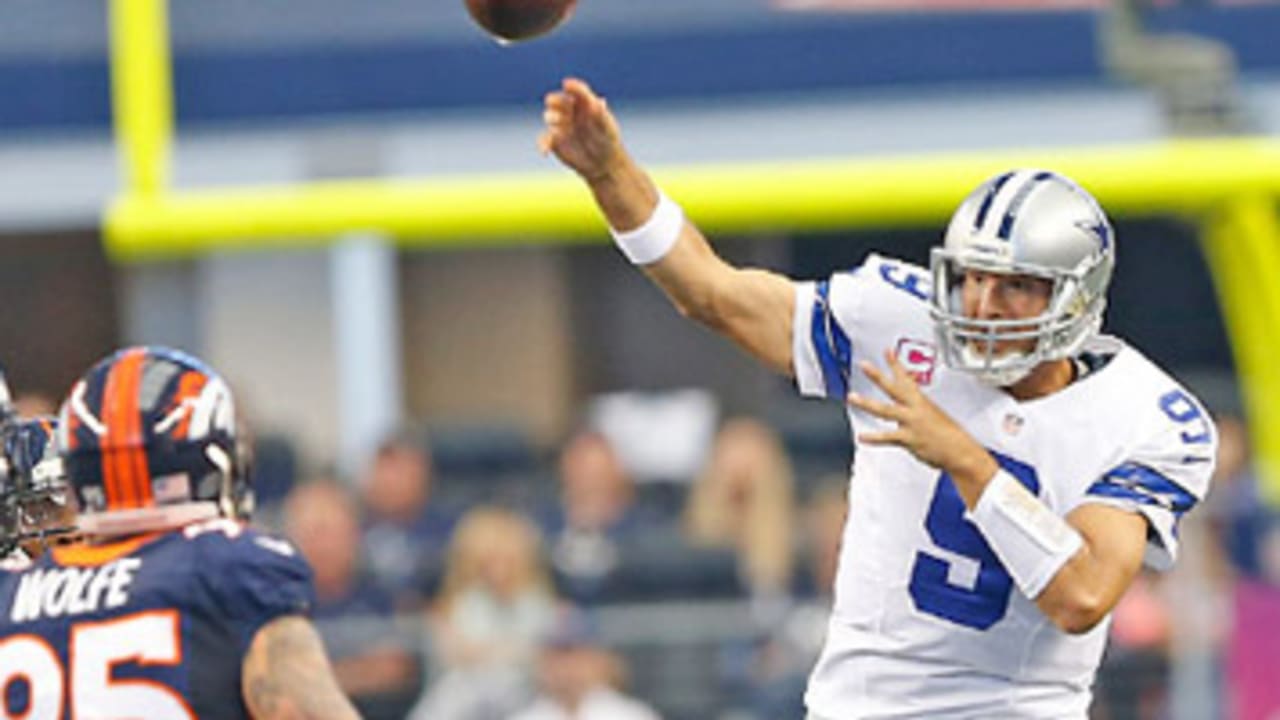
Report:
465,0,578,43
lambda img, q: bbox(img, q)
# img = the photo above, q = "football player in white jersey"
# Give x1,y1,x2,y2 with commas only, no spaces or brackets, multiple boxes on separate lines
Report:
539,78,1217,719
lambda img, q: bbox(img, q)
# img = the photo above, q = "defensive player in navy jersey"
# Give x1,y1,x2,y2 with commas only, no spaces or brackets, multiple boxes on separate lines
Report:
0,346,360,719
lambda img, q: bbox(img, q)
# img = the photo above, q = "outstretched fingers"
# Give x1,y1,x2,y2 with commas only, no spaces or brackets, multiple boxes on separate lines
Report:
536,130,555,154
563,77,611,124
846,389,904,423
538,88,578,154
561,77,595,102
857,427,908,446
848,350,930,450
858,351,922,406
858,360,906,405
539,77,611,154
883,349,920,394
849,359,908,448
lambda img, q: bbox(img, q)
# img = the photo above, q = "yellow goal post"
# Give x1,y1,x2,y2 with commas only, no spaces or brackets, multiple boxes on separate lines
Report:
104,0,1280,504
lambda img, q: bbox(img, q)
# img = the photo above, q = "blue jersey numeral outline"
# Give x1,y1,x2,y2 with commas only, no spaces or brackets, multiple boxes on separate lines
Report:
879,263,930,302
1159,389,1212,445
908,450,1039,630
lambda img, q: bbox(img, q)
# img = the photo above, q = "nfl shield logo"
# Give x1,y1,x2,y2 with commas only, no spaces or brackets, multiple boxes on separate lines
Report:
1002,413,1025,436
895,338,937,386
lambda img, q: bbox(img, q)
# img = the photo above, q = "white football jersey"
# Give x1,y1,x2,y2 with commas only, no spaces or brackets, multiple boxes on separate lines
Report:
792,254,1216,719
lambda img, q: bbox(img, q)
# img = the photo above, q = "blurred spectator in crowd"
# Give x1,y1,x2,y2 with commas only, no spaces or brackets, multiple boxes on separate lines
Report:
685,418,796,618
1228,523,1280,720
410,506,558,720
283,478,420,720
1217,414,1270,577
721,477,846,720
361,429,458,609
1094,412,1266,720
1094,569,1171,720
537,430,665,604
509,607,662,720
13,391,56,417
1161,412,1241,720
1210,414,1280,720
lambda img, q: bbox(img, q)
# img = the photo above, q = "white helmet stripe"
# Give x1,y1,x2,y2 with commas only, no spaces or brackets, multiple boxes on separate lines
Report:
69,381,107,437
187,377,235,440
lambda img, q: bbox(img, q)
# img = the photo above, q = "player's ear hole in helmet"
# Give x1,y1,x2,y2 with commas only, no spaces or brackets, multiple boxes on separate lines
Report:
0,416,77,557
54,346,252,539
929,169,1116,387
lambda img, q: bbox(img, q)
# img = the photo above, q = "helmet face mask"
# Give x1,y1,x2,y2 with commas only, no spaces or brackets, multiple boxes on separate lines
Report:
929,170,1115,387
0,418,77,557
55,347,251,539
4,483,77,557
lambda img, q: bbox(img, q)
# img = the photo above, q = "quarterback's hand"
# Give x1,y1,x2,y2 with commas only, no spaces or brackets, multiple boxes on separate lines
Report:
539,78,627,183
848,350,996,484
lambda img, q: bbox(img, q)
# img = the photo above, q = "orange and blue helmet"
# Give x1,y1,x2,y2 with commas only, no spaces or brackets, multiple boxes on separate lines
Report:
0,416,74,557
55,346,251,538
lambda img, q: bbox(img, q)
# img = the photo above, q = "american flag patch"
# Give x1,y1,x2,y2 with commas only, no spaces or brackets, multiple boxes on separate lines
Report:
151,473,191,503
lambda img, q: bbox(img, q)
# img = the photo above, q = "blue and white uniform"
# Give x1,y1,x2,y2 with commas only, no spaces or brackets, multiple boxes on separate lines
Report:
794,254,1216,719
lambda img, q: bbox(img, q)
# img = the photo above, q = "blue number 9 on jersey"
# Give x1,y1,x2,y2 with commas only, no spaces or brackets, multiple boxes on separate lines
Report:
909,451,1040,630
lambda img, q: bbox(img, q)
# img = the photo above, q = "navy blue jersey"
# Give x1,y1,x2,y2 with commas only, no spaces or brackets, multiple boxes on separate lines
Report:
0,518,315,719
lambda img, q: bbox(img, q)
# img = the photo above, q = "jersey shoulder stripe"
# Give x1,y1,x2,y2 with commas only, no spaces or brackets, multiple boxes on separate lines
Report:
793,253,933,400
811,279,853,398
1086,462,1198,516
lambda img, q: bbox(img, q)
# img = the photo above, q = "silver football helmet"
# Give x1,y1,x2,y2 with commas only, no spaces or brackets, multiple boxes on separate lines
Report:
930,169,1115,387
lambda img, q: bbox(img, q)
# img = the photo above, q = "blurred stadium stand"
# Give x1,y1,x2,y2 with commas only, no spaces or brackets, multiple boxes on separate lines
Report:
5,1,1280,129
251,432,302,508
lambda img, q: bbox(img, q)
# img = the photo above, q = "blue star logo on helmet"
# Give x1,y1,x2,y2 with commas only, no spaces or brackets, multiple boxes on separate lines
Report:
1075,218,1111,253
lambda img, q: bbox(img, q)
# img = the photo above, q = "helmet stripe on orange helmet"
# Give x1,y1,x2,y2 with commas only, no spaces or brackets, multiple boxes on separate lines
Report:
123,350,152,506
101,348,150,509
127,353,153,506
99,353,128,508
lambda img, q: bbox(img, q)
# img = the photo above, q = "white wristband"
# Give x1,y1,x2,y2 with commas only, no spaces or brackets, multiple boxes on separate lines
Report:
970,469,1084,599
609,191,684,265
